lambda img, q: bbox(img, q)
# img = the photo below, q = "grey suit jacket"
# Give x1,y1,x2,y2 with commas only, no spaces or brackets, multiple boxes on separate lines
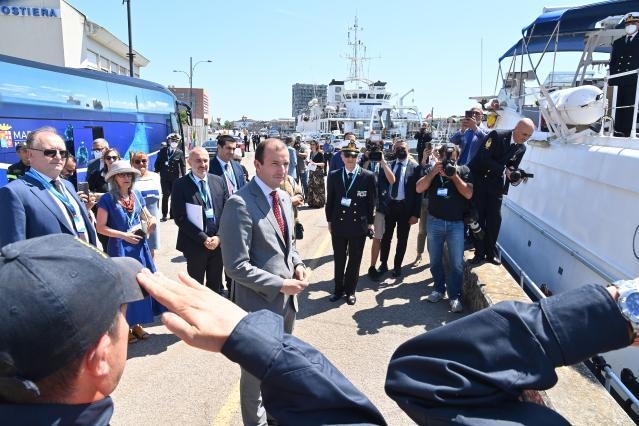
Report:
219,179,303,317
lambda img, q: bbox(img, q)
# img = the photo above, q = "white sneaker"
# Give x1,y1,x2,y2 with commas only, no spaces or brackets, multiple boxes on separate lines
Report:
450,298,463,313
426,290,444,303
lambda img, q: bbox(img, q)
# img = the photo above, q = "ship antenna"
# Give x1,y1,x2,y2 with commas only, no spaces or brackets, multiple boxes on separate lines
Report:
344,15,376,83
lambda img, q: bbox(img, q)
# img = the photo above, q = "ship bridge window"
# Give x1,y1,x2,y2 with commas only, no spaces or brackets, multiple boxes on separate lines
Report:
345,94,351,99
368,93,375,99
376,94,384,99
359,93,366,99
385,95,391,100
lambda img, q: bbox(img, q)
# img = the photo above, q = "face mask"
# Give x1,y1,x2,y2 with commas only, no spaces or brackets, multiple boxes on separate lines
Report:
93,150,103,159
626,24,637,35
170,142,178,149
396,149,408,160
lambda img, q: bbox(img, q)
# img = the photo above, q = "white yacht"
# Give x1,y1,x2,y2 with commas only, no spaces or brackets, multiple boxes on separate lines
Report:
296,17,422,141
489,1,639,416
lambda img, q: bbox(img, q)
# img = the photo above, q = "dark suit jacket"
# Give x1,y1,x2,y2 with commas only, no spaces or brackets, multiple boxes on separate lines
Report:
469,130,526,179
171,173,228,257
0,174,97,247
383,159,421,218
87,159,108,193
208,156,247,191
610,34,639,87
154,147,186,180
325,168,376,238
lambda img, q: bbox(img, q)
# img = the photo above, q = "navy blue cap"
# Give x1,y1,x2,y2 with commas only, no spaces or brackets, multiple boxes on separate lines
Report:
0,234,144,399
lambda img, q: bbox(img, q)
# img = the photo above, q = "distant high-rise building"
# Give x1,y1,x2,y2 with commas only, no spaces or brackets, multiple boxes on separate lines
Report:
168,87,210,126
292,83,327,117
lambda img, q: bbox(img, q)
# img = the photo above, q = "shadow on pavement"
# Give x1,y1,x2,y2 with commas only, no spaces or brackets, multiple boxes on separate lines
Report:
170,255,186,263
297,278,345,320
127,331,181,359
304,254,333,272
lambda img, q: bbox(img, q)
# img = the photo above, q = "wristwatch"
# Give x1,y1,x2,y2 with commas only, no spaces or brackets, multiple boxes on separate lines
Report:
614,279,639,337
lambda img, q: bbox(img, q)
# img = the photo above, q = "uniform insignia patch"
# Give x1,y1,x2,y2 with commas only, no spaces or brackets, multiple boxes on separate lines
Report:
485,138,492,149
357,191,367,197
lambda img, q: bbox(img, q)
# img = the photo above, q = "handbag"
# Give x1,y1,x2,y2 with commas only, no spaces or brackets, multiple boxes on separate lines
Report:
294,221,304,240
134,192,153,238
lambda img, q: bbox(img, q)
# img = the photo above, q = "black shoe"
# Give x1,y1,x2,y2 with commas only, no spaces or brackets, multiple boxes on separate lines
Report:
346,294,356,305
468,255,484,265
329,293,344,302
367,266,380,281
160,217,168,222
487,257,502,266
392,267,402,278
377,263,388,274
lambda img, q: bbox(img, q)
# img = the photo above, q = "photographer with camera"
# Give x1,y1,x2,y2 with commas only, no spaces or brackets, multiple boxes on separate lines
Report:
450,105,489,166
360,137,397,280
416,144,473,313
326,141,376,306
468,118,534,265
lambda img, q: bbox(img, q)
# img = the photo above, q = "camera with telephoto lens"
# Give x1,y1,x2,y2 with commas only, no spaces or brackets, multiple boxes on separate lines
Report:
463,208,484,240
443,144,457,177
509,168,534,184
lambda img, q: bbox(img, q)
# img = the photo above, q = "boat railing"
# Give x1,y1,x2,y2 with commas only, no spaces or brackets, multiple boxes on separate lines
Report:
497,238,639,411
602,68,639,138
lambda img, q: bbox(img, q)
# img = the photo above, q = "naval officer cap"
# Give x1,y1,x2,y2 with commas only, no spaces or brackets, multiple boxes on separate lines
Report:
166,132,182,141
623,12,639,24
341,141,359,153
0,234,145,402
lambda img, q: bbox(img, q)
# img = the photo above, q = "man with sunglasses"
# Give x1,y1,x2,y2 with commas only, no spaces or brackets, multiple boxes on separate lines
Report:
0,127,97,247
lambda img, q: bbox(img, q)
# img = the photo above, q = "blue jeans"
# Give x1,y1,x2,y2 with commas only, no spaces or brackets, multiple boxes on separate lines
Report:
426,214,464,299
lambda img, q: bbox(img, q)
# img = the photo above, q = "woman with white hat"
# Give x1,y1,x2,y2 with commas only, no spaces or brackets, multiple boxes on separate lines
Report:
96,160,157,343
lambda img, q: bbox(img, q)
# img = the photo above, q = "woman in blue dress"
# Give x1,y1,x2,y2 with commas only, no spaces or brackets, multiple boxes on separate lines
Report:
96,160,158,344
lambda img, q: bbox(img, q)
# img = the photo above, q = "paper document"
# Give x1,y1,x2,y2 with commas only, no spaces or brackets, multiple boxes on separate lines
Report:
186,203,203,230
307,162,317,172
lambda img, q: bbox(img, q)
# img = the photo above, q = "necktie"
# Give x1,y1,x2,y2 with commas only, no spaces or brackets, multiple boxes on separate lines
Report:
225,163,236,194
346,172,353,187
51,179,63,194
200,180,216,235
391,163,403,198
270,190,286,237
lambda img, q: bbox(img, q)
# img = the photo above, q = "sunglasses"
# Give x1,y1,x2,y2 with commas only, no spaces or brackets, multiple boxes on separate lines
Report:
116,173,134,178
30,148,69,158
134,159,148,165
104,155,119,161
343,152,359,158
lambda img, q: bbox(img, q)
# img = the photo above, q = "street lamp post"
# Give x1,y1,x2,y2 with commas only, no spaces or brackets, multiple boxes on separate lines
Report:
173,57,212,126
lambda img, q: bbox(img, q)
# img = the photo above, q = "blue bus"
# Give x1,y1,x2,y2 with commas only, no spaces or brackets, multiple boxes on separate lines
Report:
0,53,184,183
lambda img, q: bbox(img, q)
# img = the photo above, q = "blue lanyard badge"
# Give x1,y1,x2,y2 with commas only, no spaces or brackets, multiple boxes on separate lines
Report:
26,170,77,216
190,174,215,221
342,166,360,196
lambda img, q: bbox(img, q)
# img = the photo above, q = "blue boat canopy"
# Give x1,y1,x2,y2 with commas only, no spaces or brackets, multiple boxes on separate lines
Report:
499,0,639,61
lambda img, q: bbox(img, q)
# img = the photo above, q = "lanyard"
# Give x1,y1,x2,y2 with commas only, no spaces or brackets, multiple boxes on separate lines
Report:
190,173,211,208
26,170,77,216
166,149,174,162
342,166,360,196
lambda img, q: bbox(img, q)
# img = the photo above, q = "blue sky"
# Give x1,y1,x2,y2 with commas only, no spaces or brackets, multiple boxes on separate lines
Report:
69,0,590,122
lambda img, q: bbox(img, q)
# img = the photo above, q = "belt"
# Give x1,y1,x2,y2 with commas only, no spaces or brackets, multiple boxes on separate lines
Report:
389,199,405,203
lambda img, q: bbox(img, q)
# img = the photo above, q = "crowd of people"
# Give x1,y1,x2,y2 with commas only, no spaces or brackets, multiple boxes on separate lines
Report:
2,120,637,426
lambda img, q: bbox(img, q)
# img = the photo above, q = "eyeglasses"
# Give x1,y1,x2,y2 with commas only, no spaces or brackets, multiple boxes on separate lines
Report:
29,148,69,158
104,155,119,161
134,159,148,165
343,152,359,158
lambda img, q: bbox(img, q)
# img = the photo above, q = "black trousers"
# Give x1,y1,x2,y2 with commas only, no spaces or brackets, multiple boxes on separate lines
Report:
331,234,366,296
380,200,411,270
472,177,503,260
185,247,224,293
160,178,176,218
614,83,637,137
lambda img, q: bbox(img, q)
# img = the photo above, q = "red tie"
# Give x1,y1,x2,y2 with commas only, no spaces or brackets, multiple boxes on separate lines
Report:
270,190,285,236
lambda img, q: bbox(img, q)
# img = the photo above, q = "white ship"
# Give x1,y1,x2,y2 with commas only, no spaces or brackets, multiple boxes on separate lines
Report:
489,1,639,415
296,17,422,141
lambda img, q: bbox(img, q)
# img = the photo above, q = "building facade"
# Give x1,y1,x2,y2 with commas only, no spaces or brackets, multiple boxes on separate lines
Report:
0,0,148,76
292,83,327,117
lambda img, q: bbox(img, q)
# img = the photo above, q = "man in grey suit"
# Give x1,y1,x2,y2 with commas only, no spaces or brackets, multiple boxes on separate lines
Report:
219,138,309,426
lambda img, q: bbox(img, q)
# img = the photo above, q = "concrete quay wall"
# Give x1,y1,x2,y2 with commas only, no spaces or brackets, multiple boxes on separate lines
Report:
463,260,634,425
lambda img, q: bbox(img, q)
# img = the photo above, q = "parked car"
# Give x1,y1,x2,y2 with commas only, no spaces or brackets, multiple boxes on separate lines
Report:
202,139,217,158
268,129,280,138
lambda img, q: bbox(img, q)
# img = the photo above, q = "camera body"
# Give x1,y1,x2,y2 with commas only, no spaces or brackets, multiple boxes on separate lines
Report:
464,110,474,119
443,145,457,177
509,168,534,183
463,208,484,240
367,142,383,161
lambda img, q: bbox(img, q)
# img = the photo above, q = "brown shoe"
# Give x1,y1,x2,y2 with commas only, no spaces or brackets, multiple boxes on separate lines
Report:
132,324,150,340
128,329,138,344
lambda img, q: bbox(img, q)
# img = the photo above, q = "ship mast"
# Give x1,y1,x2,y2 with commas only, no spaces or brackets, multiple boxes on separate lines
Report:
345,16,373,85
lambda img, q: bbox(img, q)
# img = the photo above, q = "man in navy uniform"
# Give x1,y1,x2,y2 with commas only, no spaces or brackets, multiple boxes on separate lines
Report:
6,142,30,182
468,118,534,265
326,140,376,305
610,12,639,137
154,133,186,221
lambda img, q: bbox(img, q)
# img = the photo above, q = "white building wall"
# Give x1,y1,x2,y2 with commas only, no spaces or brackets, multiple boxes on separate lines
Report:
60,0,85,68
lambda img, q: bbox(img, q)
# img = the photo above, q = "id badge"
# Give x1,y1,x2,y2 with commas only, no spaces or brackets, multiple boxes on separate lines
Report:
165,161,169,166
437,187,448,197
73,215,87,233
205,208,214,219
341,197,352,207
